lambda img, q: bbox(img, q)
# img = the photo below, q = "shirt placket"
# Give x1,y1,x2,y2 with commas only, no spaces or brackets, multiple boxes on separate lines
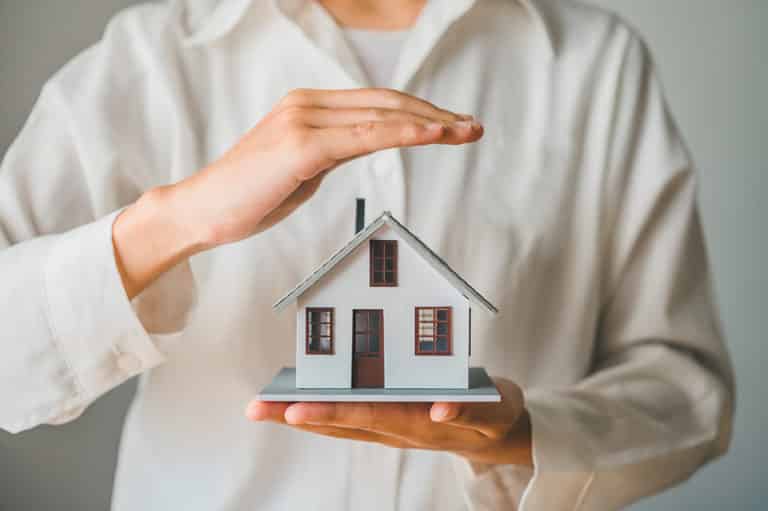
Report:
274,1,481,508
361,148,407,224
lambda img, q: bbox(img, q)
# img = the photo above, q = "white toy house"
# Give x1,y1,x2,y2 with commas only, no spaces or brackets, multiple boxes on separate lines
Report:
261,200,500,402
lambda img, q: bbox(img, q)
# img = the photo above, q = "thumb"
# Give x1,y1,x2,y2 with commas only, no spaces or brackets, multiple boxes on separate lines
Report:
430,402,463,423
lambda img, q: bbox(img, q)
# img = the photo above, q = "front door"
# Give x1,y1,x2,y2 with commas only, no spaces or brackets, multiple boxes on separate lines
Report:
352,309,384,388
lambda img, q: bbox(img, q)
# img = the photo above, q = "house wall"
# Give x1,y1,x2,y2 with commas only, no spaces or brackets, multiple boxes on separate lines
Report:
296,224,470,389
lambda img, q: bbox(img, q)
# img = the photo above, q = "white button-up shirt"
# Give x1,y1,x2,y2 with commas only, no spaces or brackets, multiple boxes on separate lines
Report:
0,0,734,509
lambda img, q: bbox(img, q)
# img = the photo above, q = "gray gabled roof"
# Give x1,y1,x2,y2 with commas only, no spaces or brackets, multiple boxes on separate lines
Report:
273,212,498,314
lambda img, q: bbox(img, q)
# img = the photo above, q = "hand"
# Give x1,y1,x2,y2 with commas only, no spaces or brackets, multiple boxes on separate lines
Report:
180,88,482,244
245,378,533,467
113,88,483,298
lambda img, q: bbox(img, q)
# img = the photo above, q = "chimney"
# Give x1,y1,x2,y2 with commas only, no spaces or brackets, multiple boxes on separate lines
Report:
355,198,365,234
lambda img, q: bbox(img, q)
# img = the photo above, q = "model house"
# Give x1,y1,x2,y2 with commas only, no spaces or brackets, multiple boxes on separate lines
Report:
262,200,499,401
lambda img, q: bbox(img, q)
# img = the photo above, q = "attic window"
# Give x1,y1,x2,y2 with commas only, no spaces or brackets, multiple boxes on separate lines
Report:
415,307,452,355
370,240,397,286
306,308,334,355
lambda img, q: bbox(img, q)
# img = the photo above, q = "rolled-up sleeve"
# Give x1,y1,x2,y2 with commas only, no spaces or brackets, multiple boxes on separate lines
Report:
0,11,197,433
457,30,734,511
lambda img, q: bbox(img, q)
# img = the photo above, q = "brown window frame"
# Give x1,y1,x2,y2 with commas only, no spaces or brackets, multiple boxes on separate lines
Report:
370,240,398,287
414,306,452,355
306,307,334,355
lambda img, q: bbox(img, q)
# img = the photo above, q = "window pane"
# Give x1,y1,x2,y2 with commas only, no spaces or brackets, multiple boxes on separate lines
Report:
437,323,448,335
356,312,368,331
369,334,379,353
370,312,379,329
355,334,368,353
373,271,384,283
374,258,385,271
418,309,434,321
385,242,395,257
419,324,434,336
385,258,394,271
437,309,448,321
436,337,449,353
308,309,333,354
419,341,434,353
384,271,395,284
372,241,384,257
310,336,325,353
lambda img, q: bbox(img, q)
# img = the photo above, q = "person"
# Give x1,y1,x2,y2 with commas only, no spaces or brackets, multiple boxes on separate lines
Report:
0,0,734,509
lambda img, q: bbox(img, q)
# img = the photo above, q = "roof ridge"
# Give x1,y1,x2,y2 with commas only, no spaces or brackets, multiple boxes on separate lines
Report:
272,211,498,314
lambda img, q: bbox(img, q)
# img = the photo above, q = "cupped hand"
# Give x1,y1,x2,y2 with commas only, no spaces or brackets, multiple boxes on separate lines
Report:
245,378,532,467
174,88,483,248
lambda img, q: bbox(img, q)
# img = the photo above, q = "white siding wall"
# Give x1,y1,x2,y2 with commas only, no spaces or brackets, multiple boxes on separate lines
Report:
296,225,470,389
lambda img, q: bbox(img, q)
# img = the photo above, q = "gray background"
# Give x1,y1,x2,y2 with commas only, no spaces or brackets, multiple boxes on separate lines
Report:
0,0,765,509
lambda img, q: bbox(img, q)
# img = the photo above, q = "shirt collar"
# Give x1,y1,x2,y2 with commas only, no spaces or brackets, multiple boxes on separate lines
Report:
180,0,558,58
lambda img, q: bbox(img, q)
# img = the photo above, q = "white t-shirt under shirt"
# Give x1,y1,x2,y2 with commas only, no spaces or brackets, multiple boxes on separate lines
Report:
343,28,409,87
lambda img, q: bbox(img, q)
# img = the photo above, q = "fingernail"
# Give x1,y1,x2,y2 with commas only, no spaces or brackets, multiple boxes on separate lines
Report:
452,120,475,130
457,113,474,120
284,405,304,425
431,406,451,422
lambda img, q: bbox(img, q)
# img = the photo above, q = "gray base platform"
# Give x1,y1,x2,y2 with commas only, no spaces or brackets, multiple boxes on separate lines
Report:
259,367,501,402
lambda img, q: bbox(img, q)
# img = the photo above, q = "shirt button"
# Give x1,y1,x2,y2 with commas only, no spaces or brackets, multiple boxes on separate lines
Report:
372,157,390,176
116,353,142,374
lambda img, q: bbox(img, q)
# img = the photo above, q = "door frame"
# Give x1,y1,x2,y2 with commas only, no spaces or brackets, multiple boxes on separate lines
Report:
351,309,384,388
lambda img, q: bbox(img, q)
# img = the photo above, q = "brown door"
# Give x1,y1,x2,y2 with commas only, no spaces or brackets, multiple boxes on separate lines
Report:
352,309,384,388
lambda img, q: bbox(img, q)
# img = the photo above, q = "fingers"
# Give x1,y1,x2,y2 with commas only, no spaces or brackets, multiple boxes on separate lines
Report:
283,402,424,435
278,88,471,124
280,401,487,450
290,424,412,449
293,107,483,146
272,89,484,175
430,379,526,440
245,400,413,449
297,107,436,129
245,401,292,422
310,119,482,165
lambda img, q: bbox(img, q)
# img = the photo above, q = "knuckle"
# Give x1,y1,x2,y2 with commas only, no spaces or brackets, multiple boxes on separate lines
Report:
353,121,377,137
280,105,308,125
367,108,386,121
384,89,407,109
281,88,310,107
400,122,423,142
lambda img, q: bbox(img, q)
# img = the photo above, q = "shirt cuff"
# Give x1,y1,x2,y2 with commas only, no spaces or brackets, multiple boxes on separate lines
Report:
516,390,596,511
452,388,598,511
452,456,533,510
42,211,193,416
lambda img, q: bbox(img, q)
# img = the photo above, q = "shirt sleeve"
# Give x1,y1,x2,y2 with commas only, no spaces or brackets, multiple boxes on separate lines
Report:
0,10,197,434
457,31,734,511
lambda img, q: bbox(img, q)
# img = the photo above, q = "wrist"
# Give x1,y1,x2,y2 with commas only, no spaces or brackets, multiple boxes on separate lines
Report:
457,408,533,467
113,185,208,299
